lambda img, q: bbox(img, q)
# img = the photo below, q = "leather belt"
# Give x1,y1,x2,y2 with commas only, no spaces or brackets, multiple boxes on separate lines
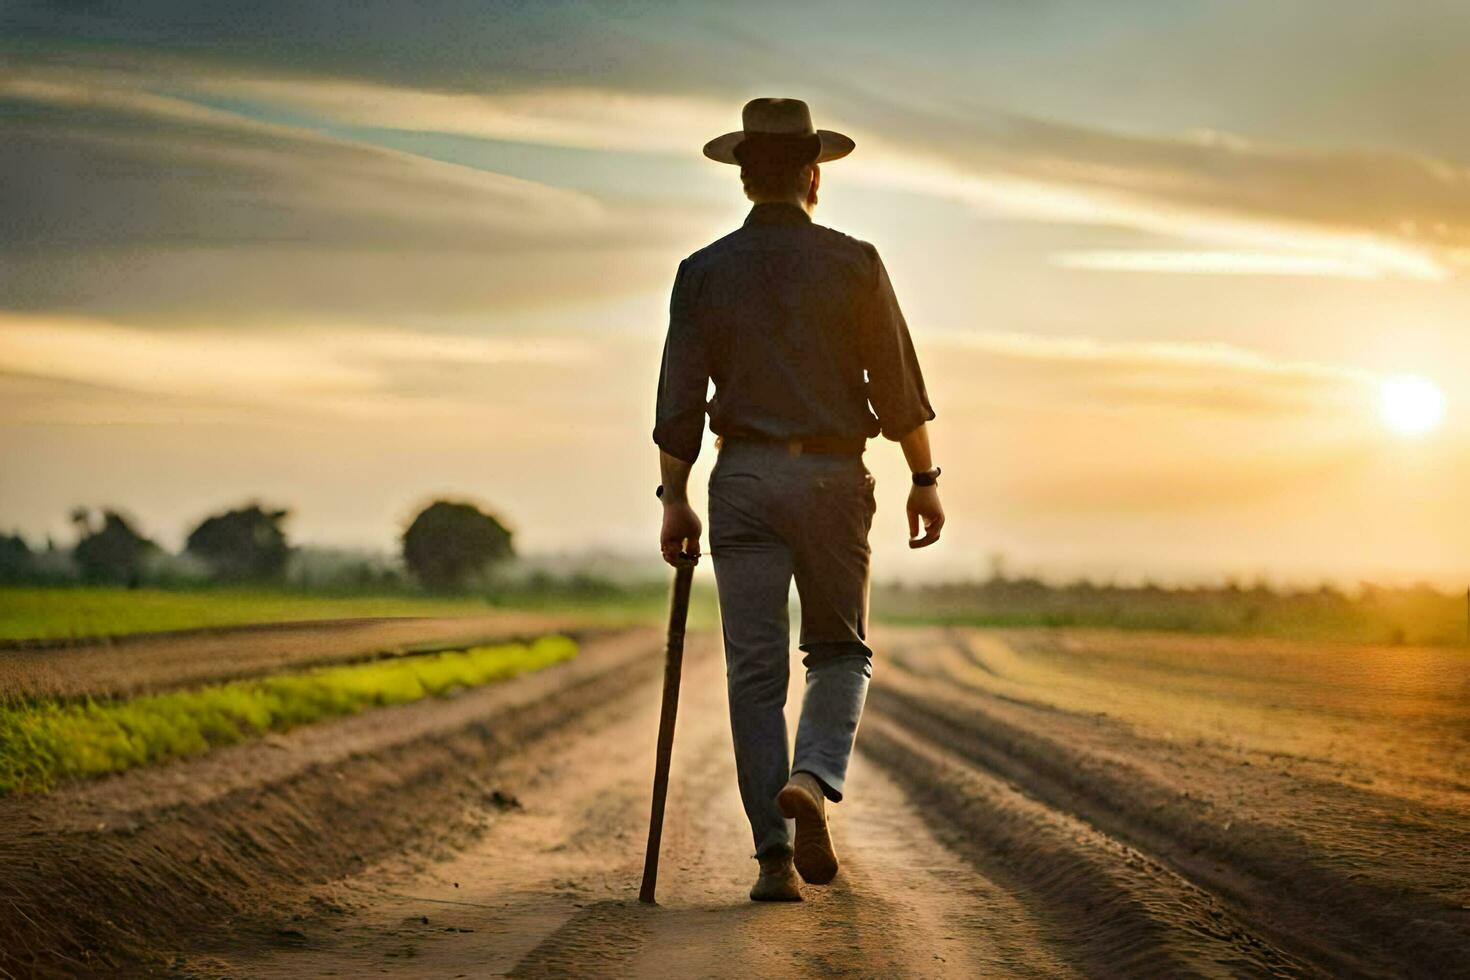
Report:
719,433,866,456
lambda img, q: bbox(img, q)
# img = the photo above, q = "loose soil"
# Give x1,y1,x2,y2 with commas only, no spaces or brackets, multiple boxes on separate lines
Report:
2,623,1465,977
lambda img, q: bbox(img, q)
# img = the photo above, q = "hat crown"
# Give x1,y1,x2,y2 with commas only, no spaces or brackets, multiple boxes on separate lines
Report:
702,98,853,165
741,98,814,136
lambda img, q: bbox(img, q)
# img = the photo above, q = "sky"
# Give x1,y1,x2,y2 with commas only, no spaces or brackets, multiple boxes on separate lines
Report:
2,0,1468,586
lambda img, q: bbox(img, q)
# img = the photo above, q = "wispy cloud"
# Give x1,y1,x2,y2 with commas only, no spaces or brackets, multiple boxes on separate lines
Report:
0,62,714,319
1049,250,1390,279
0,66,614,250
149,65,1470,280
205,74,726,156
0,313,595,420
941,330,1373,380
842,117,1465,281
930,330,1377,418
6,51,1468,322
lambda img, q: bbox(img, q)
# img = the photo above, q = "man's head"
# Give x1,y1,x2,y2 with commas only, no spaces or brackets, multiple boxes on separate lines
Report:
735,134,821,211
702,99,850,213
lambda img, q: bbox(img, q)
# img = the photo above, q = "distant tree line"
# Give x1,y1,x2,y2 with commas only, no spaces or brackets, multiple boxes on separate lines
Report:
873,561,1466,647
1,497,516,593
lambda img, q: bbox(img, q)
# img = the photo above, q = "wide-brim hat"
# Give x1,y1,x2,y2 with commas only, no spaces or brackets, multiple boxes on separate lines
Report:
702,97,855,165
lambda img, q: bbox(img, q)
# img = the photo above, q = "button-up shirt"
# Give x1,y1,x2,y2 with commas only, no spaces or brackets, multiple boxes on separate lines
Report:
653,201,935,463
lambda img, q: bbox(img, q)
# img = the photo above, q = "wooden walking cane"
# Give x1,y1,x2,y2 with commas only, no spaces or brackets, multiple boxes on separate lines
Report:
639,543,699,904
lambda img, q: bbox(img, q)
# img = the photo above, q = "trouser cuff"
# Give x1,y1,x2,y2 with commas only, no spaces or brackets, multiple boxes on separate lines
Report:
755,837,793,860
791,764,844,803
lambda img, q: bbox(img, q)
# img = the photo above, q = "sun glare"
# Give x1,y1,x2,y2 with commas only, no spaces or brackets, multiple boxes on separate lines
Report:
1378,374,1445,437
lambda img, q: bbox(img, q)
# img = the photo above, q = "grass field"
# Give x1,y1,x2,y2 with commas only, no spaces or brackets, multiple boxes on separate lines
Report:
0,635,578,794
9,578,1457,648
0,585,705,642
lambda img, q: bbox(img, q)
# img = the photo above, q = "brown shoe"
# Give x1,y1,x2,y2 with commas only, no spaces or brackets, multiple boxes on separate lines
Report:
777,771,838,885
749,850,802,902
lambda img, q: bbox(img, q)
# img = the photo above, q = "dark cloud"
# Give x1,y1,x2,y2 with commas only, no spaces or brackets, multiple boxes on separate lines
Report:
0,246,679,323
0,1,776,95
0,85,612,251
3,3,1469,325
60,50,1457,280
0,71,705,318
844,91,1470,278
7,1,1469,163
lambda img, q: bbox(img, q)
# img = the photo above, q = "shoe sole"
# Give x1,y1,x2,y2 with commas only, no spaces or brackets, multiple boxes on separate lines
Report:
749,882,803,902
777,785,838,885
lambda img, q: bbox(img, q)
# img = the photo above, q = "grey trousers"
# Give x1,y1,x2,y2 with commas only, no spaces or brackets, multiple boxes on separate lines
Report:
708,440,876,859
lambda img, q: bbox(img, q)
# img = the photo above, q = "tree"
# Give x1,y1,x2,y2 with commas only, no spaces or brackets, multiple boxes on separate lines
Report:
402,500,514,591
0,531,32,582
72,508,157,587
186,503,291,582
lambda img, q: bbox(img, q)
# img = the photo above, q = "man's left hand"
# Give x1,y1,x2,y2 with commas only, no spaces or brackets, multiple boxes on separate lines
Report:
906,485,945,549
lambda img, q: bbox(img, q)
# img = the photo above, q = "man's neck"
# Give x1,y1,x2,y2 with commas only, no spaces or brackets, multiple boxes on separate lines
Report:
749,195,813,216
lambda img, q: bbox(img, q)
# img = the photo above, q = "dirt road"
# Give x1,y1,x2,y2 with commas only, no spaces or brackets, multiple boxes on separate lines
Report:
178,626,1466,978
187,632,1067,978
5,623,1465,976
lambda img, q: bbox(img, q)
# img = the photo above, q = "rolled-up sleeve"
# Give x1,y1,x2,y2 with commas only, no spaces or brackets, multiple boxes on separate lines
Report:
652,258,709,463
857,244,935,440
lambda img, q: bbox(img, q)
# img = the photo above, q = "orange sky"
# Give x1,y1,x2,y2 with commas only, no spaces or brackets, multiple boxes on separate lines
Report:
2,2,1467,585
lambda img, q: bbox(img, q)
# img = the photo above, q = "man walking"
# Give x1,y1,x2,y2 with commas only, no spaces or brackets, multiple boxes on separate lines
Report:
653,98,945,902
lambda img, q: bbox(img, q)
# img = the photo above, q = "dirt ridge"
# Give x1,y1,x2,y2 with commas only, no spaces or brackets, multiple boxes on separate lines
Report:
859,713,1315,979
0,612,589,701
0,628,663,977
869,666,1469,978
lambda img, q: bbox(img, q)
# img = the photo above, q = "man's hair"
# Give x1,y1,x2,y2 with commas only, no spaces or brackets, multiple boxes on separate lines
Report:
736,134,818,201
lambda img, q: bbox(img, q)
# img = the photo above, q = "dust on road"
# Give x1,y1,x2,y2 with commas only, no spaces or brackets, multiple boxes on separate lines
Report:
194,636,1056,978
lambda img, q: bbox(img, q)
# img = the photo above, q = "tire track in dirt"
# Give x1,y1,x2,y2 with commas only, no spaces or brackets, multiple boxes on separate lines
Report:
865,629,1470,978
859,713,1315,978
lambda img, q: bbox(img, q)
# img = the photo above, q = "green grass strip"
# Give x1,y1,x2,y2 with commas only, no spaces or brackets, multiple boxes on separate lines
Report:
0,586,508,641
0,635,578,795
0,585,691,641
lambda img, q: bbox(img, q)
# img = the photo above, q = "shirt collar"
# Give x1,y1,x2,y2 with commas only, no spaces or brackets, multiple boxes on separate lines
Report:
744,201,813,227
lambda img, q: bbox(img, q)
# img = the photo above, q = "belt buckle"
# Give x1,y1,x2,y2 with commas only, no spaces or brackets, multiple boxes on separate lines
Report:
787,439,802,458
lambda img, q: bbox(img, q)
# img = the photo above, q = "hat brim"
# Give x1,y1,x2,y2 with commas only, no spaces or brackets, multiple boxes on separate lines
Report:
702,129,854,165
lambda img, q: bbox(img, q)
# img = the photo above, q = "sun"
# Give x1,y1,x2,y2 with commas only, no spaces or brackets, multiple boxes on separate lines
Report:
1378,374,1445,437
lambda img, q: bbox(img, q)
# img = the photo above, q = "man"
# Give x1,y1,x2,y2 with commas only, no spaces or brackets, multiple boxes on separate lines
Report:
653,98,945,902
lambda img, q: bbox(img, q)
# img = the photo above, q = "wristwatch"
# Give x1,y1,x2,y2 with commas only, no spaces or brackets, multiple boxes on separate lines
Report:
911,466,942,487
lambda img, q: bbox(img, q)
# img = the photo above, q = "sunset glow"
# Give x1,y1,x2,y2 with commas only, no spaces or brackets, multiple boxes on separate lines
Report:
1378,375,1446,438
2,1,1468,586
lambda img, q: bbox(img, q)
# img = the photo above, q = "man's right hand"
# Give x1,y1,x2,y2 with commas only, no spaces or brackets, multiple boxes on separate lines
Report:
660,502,703,566
906,484,945,549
